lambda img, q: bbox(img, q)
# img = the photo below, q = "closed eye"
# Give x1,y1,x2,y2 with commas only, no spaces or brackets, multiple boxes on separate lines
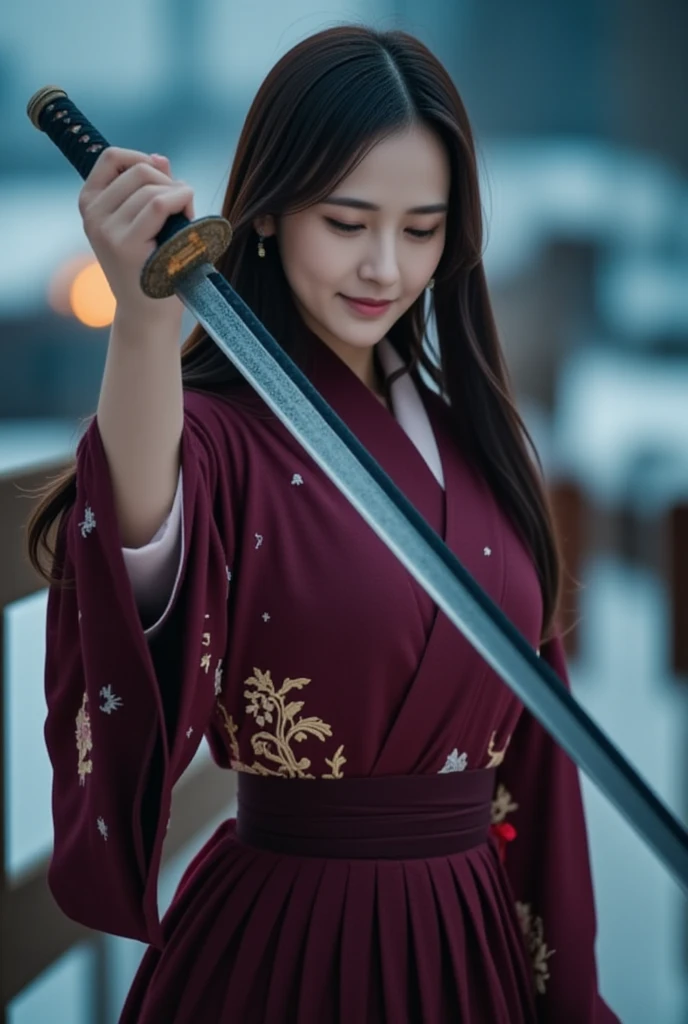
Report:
324,217,438,239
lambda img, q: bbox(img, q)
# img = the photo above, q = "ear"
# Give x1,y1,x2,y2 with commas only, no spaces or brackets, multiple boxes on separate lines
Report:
252,214,277,238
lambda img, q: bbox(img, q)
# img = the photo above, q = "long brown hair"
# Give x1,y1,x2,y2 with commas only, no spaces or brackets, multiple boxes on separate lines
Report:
26,24,565,642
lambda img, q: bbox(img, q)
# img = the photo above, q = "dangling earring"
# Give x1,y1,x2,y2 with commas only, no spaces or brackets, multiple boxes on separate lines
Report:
257,232,266,258
428,277,435,291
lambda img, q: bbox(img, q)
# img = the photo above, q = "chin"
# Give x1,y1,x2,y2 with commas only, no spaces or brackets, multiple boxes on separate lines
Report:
330,325,387,349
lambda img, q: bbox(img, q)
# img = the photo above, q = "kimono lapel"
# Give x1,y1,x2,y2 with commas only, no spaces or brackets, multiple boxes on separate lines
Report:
371,388,507,776
230,318,506,774
300,327,506,775
303,330,446,538
303,331,448,643
377,338,444,490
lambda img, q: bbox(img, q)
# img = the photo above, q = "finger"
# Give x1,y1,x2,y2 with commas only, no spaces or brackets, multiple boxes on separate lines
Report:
107,181,187,234
150,153,171,173
126,184,195,244
80,147,160,201
86,161,173,222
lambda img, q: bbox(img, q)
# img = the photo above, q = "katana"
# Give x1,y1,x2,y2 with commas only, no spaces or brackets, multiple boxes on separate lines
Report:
27,86,688,893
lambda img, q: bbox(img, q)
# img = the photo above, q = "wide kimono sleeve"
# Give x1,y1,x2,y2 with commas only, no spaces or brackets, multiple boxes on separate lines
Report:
43,393,233,949
494,630,619,1023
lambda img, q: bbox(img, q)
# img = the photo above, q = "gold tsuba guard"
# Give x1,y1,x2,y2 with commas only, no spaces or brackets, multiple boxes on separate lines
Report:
140,216,232,298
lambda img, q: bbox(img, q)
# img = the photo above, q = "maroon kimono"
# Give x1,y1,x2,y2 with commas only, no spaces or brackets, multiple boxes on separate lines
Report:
44,327,618,1022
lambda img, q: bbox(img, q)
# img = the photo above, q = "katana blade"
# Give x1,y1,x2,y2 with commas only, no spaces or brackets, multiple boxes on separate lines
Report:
177,265,688,892
28,86,688,894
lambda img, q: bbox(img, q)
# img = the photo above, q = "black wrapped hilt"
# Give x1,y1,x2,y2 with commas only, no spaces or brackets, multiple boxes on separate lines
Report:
27,86,110,177
27,86,232,297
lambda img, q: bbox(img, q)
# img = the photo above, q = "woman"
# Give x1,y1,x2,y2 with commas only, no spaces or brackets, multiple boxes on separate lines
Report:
27,24,618,1023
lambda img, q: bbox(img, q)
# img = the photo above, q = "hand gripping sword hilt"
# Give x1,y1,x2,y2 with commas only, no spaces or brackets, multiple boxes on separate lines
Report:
27,86,232,297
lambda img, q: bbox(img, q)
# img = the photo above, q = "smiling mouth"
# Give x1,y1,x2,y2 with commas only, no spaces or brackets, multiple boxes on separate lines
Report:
341,295,394,306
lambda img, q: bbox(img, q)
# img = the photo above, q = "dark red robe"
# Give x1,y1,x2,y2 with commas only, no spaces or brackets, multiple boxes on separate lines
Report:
44,327,619,1022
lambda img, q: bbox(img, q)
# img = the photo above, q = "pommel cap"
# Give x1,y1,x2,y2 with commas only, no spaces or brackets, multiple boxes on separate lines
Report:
27,86,68,130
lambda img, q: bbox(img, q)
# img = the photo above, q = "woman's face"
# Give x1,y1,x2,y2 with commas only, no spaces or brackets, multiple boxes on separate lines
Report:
256,123,450,375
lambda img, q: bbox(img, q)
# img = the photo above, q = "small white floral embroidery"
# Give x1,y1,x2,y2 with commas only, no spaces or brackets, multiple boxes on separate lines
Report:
79,505,97,538
262,612,271,623
78,610,82,622
202,632,211,647
214,659,224,696
97,817,108,841
200,653,211,673
186,727,193,738
255,533,263,550
226,565,232,597
483,546,492,557
439,748,468,773
99,685,123,715
291,473,304,486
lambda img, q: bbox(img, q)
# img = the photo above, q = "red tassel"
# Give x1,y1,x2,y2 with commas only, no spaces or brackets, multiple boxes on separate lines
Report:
490,822,517,863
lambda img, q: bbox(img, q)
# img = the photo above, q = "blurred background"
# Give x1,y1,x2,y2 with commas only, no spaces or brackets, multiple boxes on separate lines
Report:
2,1,687,1021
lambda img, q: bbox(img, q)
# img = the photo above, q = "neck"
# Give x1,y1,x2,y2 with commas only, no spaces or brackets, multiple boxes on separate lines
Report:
293,304,391,408
325,336,390,409
295,308,385,394
327,337,378,389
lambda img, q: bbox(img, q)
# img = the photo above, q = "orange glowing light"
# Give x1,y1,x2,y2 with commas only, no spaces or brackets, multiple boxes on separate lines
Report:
48,254,93,316
68,260,116,328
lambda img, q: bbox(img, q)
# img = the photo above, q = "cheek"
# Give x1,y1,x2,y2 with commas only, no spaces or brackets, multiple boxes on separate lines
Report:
401,233,445,291
403,258,437,296
419,234,445,275
281,229,346,292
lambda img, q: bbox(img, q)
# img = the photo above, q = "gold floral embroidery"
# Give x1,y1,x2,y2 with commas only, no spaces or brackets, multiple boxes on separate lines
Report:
485,730,511,768
76,691,93,786
491,783,518,825
216,668,346,779
216,704,241,761
515,901,555,995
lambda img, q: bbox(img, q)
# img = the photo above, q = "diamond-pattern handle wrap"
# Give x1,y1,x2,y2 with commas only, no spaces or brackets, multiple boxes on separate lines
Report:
27,86,111,178
26,86,232,297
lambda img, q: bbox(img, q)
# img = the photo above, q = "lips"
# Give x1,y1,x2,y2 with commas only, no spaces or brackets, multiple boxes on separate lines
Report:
342,296,393,306
340,295,393,318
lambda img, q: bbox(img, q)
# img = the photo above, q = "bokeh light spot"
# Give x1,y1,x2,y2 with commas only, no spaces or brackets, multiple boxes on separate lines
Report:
68,260,116,328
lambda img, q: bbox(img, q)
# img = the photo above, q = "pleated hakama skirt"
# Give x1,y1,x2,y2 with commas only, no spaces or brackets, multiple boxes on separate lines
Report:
119,770,537,1023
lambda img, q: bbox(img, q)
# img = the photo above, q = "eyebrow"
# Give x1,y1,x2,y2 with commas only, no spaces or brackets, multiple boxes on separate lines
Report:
323,197,448,214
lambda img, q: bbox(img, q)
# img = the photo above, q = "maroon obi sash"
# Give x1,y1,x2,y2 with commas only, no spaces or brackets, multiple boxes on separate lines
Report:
236,769,496,859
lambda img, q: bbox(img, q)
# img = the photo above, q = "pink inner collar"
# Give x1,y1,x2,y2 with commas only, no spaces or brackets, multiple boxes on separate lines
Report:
377,338,445,490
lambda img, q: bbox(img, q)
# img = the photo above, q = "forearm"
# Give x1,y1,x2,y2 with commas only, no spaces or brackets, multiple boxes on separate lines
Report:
96,305,184,547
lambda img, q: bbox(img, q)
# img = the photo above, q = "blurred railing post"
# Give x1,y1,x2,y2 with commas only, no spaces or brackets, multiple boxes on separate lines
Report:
669,505,688,677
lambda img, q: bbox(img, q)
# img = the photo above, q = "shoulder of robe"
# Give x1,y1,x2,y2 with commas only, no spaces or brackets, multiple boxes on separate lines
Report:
181,387,257,494
182,386,264,432
182,387,255,442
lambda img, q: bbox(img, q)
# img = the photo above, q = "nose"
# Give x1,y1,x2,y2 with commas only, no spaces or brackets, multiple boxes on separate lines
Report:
359,232,401,288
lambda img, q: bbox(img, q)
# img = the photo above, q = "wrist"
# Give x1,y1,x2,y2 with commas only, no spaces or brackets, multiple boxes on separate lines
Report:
113,298,184,344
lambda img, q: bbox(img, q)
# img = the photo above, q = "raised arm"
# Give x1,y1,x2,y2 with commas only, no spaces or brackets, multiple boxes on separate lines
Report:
43,151,234,947
80,146,194,546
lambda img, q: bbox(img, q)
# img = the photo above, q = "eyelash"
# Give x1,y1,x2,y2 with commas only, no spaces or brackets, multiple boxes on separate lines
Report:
324,217,438,239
